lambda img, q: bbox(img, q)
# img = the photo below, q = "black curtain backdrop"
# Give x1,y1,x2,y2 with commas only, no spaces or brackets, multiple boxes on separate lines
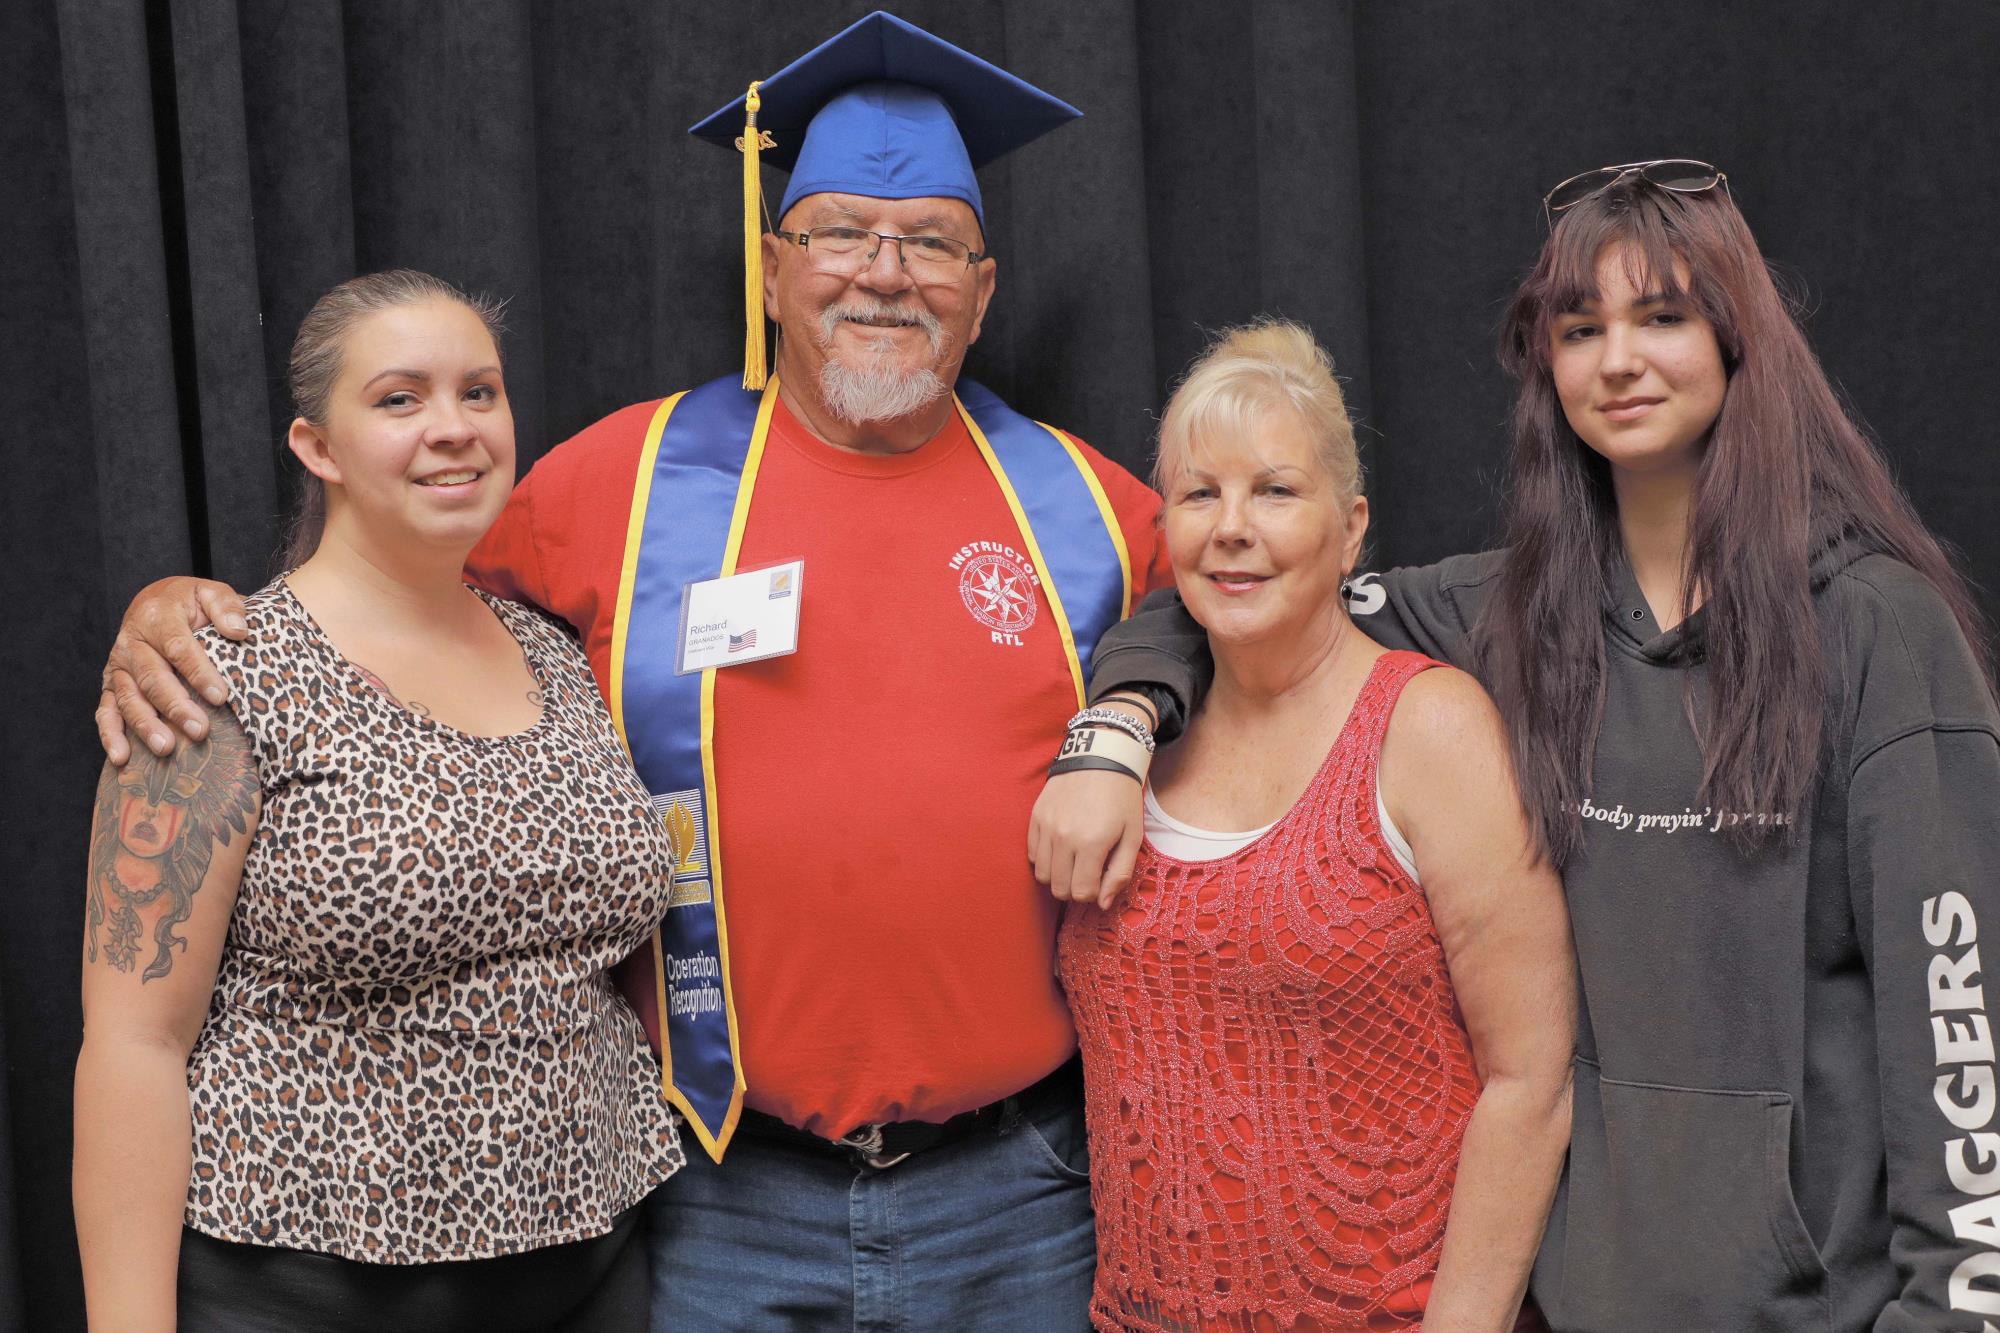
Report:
6,1,1998,1326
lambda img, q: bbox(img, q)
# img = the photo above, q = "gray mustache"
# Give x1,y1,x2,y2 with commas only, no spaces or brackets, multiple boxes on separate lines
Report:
818,300,944,348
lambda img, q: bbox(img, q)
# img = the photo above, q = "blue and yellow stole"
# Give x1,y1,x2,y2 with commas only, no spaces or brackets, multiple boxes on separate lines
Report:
608,374,1132,1160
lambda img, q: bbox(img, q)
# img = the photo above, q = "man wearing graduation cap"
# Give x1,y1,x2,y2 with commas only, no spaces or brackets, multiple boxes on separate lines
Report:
479,17,1171,1324
96,11,1168,1328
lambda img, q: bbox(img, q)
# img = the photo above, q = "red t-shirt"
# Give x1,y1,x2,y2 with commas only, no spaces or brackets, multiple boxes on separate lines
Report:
467,392,1169,1136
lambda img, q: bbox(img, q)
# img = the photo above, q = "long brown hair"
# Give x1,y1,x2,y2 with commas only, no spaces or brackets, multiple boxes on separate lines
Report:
278,270,506,569
1483,179,1991,864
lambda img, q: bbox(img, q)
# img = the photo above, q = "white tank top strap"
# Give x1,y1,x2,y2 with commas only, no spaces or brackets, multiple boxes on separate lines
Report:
1142,785,1420,883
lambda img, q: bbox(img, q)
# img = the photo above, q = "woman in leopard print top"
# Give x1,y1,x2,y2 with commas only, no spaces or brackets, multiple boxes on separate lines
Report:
74,271,681,1332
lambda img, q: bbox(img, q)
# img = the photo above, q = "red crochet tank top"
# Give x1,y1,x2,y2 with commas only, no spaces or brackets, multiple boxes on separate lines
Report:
1057,651,1480,1331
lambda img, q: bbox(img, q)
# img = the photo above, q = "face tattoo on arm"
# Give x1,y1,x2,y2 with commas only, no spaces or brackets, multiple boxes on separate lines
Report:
85,706,256,982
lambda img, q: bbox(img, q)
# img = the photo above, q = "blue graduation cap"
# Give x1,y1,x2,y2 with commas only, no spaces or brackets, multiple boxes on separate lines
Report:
690,11,1082,387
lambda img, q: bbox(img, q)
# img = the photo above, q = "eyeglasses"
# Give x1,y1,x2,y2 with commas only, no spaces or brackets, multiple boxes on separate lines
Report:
773,226,987,285
1542,159,1729,222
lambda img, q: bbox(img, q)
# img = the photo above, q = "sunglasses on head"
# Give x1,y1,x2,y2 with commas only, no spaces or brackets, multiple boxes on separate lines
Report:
1542,159,1729,223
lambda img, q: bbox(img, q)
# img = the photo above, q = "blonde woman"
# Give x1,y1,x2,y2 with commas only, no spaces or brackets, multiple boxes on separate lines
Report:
1053,322,1573,1331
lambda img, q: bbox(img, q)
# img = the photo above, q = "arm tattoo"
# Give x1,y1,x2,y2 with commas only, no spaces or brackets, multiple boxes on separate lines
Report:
86,704,257,981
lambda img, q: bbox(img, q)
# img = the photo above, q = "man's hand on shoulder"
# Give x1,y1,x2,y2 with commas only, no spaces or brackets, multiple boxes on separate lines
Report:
97,577,248,765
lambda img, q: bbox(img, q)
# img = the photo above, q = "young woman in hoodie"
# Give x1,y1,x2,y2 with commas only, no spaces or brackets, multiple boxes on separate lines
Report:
1036,164,2000,1330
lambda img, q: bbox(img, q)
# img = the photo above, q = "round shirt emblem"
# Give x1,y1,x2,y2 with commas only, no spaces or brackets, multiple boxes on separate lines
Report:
958,551,1040,633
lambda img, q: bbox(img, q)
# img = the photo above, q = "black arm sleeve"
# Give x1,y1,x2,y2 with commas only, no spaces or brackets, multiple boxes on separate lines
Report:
1087,587,1208,738
1087,551,1502,741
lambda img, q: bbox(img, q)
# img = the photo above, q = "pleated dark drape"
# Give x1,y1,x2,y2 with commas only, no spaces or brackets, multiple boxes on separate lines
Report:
6,0,1998,1325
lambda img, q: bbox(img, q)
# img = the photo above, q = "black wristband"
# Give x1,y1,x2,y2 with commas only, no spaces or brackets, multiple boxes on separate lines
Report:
1048,753,1143,783
1090,682,1180,743
1093,690,1160,732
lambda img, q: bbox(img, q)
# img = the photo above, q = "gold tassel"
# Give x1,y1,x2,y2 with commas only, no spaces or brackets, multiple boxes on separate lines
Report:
737,82,774,390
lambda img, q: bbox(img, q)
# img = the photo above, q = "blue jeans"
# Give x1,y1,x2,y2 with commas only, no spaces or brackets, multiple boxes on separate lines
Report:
645,1093,1096,1331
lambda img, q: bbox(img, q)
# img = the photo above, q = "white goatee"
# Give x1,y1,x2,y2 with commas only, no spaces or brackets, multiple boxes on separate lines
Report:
813,299,953,425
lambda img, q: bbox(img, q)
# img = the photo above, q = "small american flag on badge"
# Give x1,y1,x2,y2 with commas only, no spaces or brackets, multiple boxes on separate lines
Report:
727,628,757,653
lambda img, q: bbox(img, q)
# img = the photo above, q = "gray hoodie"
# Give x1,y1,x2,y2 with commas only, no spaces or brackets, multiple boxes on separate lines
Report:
1089,539,2000,1332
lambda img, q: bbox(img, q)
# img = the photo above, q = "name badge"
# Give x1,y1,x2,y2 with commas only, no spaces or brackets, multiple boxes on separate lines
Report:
675,559,804,674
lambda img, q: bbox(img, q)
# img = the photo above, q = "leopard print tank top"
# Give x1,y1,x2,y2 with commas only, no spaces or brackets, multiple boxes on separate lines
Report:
183,581,684,1263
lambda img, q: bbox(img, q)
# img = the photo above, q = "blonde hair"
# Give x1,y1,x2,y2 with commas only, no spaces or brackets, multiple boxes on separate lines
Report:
1153,318,1359,500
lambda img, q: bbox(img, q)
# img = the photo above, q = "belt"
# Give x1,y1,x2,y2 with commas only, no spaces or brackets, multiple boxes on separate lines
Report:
738,1056,1083,1170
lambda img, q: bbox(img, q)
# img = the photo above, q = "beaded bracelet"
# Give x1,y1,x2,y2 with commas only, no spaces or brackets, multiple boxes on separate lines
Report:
1066,705,1156,753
